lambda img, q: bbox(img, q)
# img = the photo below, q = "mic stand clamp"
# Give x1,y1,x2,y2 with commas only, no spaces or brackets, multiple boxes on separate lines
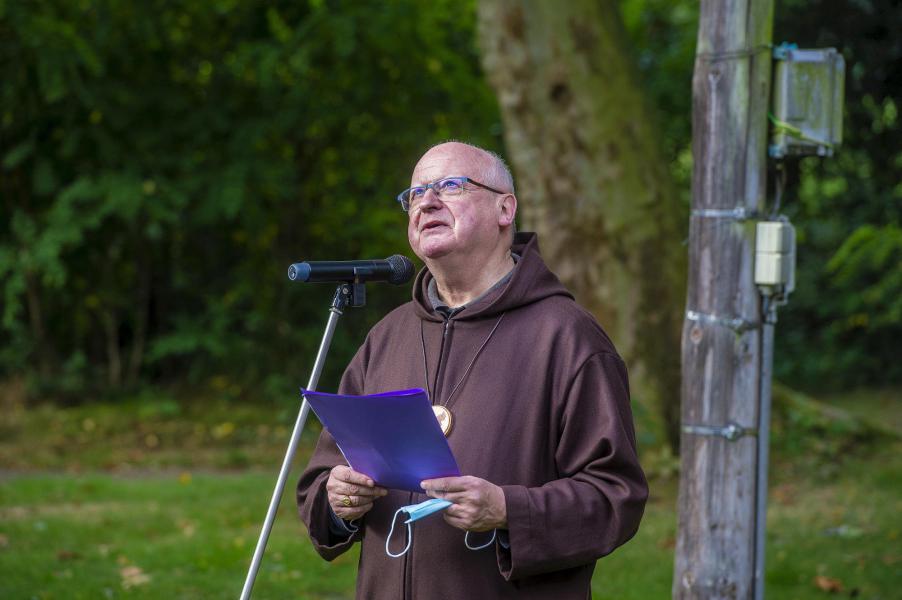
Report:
338,267,370,308
240,278,367,599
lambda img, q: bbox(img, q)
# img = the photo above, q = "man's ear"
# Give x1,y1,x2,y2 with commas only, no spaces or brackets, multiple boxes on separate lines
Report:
498,193,517,228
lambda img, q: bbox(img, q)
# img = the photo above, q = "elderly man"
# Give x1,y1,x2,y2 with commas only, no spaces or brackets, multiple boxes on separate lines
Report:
297,141,647,599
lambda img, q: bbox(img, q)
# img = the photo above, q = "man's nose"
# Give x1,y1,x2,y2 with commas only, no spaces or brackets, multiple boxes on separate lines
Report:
415,188,443,213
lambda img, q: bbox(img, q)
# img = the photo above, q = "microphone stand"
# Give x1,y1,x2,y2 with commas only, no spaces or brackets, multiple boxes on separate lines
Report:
240,280,367,600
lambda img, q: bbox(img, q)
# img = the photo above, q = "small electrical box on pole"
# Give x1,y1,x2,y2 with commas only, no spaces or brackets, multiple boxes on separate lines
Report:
769,43,845,158
754,221,796,294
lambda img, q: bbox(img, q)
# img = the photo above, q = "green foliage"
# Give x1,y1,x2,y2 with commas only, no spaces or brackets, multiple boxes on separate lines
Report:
1,0,897,397
828,224,902,329
0,0,502,397
624,0,901,390
621,0,697,166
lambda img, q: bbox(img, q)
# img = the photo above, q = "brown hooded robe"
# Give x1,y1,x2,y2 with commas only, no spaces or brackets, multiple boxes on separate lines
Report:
297,232,648,599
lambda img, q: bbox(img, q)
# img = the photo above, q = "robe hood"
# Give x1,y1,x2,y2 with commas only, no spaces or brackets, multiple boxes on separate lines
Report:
411,232,573,322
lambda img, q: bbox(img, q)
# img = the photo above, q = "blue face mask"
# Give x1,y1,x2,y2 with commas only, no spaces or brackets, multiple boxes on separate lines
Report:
403,498,453,523
385,498,497,558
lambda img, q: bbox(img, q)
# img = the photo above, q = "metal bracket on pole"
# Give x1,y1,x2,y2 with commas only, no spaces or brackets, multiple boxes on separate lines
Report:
682,421,758,442
686,309,759,334
690,207,762,221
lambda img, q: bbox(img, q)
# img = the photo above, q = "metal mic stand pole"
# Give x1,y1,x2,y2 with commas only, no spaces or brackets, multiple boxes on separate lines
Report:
240,282,365,600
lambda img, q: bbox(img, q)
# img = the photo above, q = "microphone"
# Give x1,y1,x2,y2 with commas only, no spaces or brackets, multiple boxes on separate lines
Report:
288,255,415,285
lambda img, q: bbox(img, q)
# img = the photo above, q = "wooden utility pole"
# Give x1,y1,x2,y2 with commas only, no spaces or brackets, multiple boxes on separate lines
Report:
673,1,775,599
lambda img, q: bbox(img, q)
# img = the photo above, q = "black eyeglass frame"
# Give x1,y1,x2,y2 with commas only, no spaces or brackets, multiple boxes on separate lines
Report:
396,176,506,212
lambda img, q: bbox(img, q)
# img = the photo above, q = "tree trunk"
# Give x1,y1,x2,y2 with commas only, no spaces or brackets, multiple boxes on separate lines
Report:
477,0,686,453
24,271,55,377
127,251,151,386
673,1,774,598
100,308,122,389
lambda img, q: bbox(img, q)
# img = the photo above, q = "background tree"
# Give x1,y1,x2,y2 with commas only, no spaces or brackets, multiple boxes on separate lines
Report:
476,0,687,453
1,0,897,412
0,0,503,400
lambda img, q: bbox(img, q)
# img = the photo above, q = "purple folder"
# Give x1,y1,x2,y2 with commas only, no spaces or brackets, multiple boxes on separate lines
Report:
302,388,460,493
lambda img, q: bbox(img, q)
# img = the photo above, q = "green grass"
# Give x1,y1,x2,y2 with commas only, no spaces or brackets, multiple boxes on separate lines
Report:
819,387,902,435
594,442,902,599
0,471,360,599
3,445,898,599
0,393,321,471
1,390,900,599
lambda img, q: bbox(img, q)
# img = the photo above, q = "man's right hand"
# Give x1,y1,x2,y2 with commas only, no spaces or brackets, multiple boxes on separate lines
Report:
327,465,387,521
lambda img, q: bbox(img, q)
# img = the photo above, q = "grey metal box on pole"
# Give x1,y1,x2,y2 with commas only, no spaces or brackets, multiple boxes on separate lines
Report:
769,44,845,158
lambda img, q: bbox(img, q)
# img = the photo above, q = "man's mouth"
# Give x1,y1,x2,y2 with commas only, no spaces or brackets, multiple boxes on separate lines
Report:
421,221,446,232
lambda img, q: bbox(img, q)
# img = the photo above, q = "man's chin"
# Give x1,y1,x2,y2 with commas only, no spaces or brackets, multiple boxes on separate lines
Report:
415,244,453,262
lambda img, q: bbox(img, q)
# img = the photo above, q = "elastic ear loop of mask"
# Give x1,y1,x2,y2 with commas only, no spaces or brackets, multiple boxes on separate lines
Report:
386,507,413,558
464,529,497,551
386,508,497,557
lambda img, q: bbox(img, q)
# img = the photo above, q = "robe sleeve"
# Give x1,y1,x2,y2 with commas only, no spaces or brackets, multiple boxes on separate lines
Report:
295,337,370,561
496,352,648,580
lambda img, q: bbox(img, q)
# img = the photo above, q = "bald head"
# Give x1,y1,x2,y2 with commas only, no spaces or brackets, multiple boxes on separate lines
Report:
420,141,515,194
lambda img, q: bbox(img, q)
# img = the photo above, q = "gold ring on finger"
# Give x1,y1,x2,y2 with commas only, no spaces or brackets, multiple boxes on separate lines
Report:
341,495,352,507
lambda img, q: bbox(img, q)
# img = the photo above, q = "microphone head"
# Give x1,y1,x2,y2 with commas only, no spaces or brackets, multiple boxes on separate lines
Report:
287,262,312,282
386,255,415,285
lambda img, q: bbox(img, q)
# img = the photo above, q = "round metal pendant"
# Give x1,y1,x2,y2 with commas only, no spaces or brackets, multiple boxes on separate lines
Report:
432,405,453,437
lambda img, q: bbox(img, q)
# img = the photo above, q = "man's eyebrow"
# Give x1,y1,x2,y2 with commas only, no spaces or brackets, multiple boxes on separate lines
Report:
413,175,465,186
410,178,436,188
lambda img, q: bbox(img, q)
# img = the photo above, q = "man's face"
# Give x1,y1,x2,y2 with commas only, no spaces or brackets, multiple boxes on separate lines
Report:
406,145,503,262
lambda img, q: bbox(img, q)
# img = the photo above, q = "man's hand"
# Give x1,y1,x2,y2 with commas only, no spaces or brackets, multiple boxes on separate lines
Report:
327,465,387,521
421,476,507,532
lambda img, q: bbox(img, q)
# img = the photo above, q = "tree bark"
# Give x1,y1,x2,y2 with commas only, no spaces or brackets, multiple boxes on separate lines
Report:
477,0,686,453
100,308,122,389
673,1,774,598
126,250,151,386
24,271,55,377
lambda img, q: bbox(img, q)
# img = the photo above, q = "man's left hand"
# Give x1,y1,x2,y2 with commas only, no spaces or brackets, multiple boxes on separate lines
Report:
421,476,507,532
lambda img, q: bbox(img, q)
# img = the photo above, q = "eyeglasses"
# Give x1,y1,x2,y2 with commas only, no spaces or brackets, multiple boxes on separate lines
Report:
396,176,505,212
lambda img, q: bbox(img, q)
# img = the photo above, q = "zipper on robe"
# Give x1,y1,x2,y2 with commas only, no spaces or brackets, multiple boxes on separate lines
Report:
431,317,453,404
404,316,454,600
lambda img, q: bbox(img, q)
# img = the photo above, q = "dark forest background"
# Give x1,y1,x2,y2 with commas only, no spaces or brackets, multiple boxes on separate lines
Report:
1,0,899,411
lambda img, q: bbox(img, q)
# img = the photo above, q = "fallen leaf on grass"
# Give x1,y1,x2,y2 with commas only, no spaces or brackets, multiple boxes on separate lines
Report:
212,422,236,439
823,525,864,539
120,565,151,589
178,519,196,537
772,483,796,506
813,575,844,593
57,550,81,561
656,535,675,550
